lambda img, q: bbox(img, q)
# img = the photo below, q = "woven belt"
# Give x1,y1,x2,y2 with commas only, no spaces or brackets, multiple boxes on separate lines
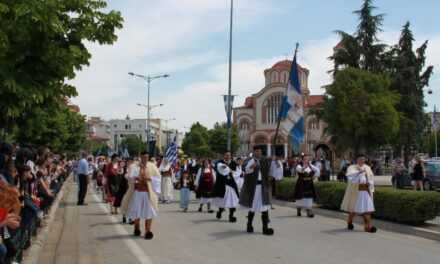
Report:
302,177,313,181
135,183,149,192
358,184,369,191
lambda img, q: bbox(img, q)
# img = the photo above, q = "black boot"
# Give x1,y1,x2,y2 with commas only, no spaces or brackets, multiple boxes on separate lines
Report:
297,208,302,217
216,208,224,220
122,215,127,224
229,208,237,223
262,211,274,236
306,209,315,218
198,204,203,212
247,211,255,233
207,203,214,214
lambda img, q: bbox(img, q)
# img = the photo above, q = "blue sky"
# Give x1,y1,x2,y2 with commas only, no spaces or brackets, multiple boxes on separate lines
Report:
71,0,440,131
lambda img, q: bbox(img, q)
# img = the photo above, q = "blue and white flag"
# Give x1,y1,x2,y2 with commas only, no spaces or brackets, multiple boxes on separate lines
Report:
165,136,178,165
278,53,304,152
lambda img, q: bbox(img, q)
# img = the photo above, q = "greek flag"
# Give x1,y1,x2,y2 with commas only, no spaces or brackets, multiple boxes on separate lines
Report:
278,53,304,152
165,136,178,165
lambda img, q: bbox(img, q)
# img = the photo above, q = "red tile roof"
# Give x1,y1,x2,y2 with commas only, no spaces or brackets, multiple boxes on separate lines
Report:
305,95,324,108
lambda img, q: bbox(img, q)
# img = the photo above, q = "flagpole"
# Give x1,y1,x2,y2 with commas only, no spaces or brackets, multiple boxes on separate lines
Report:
226,0,234,152
435,104,438,158
273,43,299,157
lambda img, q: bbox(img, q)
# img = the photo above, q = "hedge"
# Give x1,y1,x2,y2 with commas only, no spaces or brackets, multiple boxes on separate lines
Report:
275,178,440,225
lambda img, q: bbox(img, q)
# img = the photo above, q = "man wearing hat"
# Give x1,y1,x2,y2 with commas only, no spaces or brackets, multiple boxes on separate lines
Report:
240,146,282,236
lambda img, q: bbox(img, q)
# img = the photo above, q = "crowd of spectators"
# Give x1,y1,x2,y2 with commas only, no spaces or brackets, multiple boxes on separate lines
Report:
0,142,71,264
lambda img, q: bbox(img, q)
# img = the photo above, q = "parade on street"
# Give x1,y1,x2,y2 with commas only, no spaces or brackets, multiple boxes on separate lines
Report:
1,0,440,264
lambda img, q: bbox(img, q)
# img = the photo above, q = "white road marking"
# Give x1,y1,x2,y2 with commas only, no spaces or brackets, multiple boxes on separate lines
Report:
91,192,154,264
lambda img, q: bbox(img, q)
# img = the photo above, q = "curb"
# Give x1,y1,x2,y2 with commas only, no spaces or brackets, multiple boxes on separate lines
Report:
273,199,440,242
22,177,73,264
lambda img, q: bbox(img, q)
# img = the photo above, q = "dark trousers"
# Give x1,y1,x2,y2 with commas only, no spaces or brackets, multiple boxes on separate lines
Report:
78,174,88,205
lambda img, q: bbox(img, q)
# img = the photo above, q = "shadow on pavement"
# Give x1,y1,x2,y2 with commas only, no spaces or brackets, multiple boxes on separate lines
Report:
89,222,123,228
209,230,249,240
96,234,134,241
191,219,223,225
82,212,109,216
321,228,363,235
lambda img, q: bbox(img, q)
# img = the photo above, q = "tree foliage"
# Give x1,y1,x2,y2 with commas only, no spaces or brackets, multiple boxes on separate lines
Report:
331,0,386,73
120,135,145,157
0,0,123,133
182,122,239,157
388,22,434,155
321,68,400,154
13,104,87,154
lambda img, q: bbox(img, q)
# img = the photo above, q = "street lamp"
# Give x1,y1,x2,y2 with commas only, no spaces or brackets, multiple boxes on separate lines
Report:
163,118,176,146
226,0,234,152
129,72,170,152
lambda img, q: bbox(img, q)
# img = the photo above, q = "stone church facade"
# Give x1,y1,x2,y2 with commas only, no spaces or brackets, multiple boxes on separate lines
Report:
233,60,333,159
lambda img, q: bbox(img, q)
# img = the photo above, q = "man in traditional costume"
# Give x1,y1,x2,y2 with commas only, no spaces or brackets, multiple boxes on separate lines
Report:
127,152,161,239
294,154,320,217
159,158,174,203
240,146,282,235
212,152,239,222
195,159,216,213
341,154,377,233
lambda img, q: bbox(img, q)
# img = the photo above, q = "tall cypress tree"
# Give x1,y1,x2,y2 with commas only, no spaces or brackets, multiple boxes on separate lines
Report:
390,22,434,158
331,0,386,73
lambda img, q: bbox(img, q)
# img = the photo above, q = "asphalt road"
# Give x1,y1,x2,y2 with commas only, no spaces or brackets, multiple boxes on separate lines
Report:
37,182,440,264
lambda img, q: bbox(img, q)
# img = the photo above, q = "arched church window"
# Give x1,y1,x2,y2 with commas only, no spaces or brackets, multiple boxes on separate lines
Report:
271,71,279,83
263,93,283,124
281,71,289,84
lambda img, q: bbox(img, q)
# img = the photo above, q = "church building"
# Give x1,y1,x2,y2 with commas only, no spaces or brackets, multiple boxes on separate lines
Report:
233,60,332,159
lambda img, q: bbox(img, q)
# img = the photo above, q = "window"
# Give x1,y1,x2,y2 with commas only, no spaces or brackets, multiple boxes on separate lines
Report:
308,118,320,130
281,71,289,84
240,121,250,131
263,93,283,124
113,124,117,128
125,124,128,130
271,71,279,83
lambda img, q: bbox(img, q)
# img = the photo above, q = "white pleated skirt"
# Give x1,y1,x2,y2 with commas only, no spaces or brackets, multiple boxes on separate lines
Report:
161,177,173,201
249,185,270,213
214,186,239,208
354,191,375,214
200,197,212,204
295,198,313,209
127,191,157,220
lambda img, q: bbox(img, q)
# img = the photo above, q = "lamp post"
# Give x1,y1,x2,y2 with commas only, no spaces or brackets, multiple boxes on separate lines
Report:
129,72,169,152
163,118,176,146
226,0,234,152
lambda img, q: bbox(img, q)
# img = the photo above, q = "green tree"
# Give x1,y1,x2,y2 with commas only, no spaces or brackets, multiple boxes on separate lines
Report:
320,68,400,154
208,122,239,155
0,0,123,134
13,104,87,154
182,122,212,157
331,0,386,73
388,22,434,158
120,135,145,157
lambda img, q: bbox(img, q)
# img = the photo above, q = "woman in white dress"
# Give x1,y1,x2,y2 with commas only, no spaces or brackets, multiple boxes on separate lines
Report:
159,159,174,203
120,159,138,224
341,154,377,233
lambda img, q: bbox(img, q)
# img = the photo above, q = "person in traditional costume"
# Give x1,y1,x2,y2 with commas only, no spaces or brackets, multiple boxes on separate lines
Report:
120,158,137,224
195,159,216,213
269,152,284,210
234,158,244,192
159,158,174,203
127,152,161,240
212,152,239,222
240,146,282,235
105,154,120,214
341,154,377,233
179,169,191,212
294,154,319,217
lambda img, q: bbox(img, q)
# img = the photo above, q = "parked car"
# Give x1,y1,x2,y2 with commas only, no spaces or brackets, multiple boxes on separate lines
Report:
391,160,440,190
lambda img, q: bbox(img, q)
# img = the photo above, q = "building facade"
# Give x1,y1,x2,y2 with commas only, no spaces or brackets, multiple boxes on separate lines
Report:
107,116,182,154
233,60,332,159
